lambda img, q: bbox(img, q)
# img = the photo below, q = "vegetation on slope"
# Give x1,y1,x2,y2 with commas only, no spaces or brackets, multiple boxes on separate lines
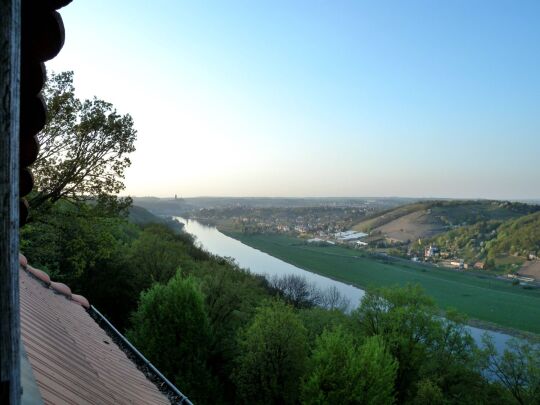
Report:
418,221,502,264
353,200,539,241
25,69,540,404
128,204,185,233
423,211,540,271
487,211,540,259
350,200,539,273
21,201,540,404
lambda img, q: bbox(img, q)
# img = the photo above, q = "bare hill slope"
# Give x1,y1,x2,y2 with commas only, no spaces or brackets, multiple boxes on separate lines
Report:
353,200,539,243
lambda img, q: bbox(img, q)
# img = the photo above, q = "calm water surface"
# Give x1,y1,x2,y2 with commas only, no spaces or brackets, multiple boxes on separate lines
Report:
177,217,515,352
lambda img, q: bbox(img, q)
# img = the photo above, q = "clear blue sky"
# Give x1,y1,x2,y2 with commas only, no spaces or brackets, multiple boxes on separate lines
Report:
48,0,540,199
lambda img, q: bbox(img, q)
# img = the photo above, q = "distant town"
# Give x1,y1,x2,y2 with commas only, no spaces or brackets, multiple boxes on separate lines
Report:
181,198,540,285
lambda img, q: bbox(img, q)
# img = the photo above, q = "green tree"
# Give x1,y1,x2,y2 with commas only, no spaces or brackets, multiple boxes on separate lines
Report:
355,336,398,404
298,307,351,346
20,201,137,287
189,260,270,402
483,337,540,405
353,285,438,402
127,273,214,403
302,328,397,405
418,310,493,405
302,326,359,404
352,285,491,404
30,71,136,212
128,224,191,286
234,301,308,404
413,379,445,405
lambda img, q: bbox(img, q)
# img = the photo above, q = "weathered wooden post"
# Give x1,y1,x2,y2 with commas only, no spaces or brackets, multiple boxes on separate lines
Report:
0,0,21,403
2,1,71,402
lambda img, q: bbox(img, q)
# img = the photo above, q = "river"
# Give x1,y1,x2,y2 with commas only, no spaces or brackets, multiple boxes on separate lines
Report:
176,217,515,352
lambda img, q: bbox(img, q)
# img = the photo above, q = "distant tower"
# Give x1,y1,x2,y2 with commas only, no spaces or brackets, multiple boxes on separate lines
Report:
175,194,177,200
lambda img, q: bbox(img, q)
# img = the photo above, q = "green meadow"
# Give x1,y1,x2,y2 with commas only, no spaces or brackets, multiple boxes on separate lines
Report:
225,232,540,335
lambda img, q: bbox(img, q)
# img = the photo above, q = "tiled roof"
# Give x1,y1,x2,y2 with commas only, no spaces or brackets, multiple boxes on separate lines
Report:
19,255,172,405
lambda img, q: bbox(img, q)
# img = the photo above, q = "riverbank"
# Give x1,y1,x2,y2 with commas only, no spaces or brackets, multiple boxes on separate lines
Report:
223,231,540,337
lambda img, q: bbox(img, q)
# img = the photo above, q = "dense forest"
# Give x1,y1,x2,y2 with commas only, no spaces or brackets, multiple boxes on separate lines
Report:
21,201,540,404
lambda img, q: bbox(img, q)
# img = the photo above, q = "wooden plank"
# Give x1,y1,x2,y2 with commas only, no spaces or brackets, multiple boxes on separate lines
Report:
0,0,21,403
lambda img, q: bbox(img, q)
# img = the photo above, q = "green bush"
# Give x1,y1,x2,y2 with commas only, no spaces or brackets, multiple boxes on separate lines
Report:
127,273,214,403
302,328,397,405
234,301,308,404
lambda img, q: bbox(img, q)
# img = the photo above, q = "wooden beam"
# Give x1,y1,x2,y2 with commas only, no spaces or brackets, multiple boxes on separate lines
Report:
0,0,21,403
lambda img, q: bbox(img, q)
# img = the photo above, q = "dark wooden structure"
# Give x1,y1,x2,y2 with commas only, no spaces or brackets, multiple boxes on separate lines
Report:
1,0,71,403
1,1,21,402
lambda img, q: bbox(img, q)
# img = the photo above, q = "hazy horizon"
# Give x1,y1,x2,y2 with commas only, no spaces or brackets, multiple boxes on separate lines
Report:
132,194,540,202
47,1,540,200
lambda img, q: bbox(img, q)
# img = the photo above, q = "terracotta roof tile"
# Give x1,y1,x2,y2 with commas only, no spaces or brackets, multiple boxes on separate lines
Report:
49,281,72,298
71,294,90,309
26,265,51,286
20,253,28,267
20,266,171,404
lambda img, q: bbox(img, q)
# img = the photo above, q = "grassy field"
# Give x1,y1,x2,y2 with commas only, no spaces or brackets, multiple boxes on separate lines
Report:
225,232,540,335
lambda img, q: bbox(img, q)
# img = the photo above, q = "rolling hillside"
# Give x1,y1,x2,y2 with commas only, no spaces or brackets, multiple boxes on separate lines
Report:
352,202,429,233
488,211,540,258
353,200,539,243
131,197,196,216
418,209,540,273
128,205,185,233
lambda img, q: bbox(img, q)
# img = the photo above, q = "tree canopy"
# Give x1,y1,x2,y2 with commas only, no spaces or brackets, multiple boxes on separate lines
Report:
21,200,538,404
30,71,136,212
127,273,214,401
302,327,397,404
234,301,309,405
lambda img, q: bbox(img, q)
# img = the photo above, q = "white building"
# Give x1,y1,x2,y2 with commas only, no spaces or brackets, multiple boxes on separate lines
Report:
335,230,368,241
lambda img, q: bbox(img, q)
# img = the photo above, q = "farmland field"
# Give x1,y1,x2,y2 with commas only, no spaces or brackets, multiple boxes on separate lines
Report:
225,232,540,335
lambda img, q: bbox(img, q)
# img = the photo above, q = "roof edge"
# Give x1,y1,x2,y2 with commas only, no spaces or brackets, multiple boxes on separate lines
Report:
19,253,89,308
89,306,193,405
19,253,190,403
